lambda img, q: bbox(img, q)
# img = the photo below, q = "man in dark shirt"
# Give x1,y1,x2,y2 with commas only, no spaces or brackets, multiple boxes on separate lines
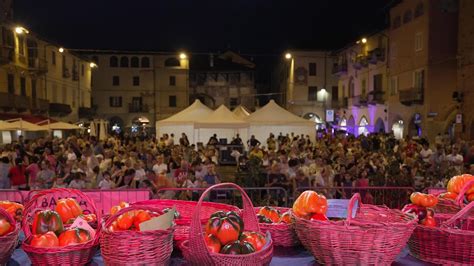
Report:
247,135,261,149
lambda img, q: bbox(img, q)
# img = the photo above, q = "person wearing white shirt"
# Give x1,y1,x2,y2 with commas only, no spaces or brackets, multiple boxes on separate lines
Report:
420,143,433,163
446,147,464,174
152,156,168,175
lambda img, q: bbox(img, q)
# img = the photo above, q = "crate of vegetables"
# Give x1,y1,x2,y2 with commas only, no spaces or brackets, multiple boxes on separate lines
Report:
21,188,100,265
254,206,299,247
293,191,417,265
132,199,240,248
100,205,174,265
0,207,20,264
181,183,273,266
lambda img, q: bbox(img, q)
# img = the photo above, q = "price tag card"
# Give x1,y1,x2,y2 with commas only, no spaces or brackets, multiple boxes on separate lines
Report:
139,207,175,232
326,199,358,219
70,216,96,239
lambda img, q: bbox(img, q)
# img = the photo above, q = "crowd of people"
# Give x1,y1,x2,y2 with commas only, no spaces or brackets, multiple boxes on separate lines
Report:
0,131,473,204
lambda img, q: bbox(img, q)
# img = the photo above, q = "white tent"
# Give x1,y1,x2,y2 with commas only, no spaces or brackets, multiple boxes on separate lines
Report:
195,105,248,144
6,119,46,131
232,105,251,119
246,100,316,143
40,121,81,130
156,100,213,143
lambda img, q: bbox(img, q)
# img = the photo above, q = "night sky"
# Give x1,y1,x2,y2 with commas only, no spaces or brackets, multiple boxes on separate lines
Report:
13,0,390,53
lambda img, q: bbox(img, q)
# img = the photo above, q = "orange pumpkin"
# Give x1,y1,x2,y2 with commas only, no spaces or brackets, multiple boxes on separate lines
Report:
447,174,474,194
292,191,328,218
438,191,458,201
257,206,280,223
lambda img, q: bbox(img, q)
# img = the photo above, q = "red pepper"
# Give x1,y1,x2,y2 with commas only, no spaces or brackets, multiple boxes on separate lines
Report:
32,210,64,235
55,198,83,224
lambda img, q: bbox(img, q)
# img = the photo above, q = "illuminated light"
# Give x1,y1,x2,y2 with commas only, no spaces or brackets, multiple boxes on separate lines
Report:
179,53,187,59
15,26,29,34
285,53,292,60
361,38,367,44
59,47,65,53
89,62,97,68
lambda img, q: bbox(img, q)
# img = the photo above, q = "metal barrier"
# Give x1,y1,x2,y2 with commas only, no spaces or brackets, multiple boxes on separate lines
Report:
423,187,446,195
294,186,415,209
156,187,289,207
0,189,26,204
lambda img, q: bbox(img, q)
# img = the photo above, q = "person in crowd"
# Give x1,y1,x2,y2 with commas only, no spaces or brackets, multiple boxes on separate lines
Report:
179,133,190,147
68,172,86,189
36,160,56,189
230,134,243,145
0,157,10,189
248,135,261,150
9,158,27,190
98,171,114,189
207,134,219,146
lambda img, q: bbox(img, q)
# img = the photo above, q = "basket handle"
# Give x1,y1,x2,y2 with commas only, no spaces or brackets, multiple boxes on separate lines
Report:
0,205,16,233
441,200,474,227
104,205,164,228
22,188,101,240
454,179,474,207
189,183,259,264
345,193,361,225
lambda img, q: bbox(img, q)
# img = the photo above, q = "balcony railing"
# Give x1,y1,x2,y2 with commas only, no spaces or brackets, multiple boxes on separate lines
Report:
368,90,385,105
28,57,48,74
129,104,149,113
353,55,368,70
0,92,48,112
0,45,14,65
49,103,72,116
30,98,49,114
399,87,424,106
331,62,348,75
367,48,386,64
349,95,368,107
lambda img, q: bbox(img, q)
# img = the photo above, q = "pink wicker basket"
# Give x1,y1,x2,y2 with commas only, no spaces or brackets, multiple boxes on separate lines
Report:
409,200,474,264
434,179,474,214
253,207,299,247
293,193,417,265
181,183,274,266
100,205,174,265
133,199,240,247
0,207,19,264
21,188,101,265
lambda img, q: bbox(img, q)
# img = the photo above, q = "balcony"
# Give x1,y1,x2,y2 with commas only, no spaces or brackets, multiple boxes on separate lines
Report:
0,45,14,65
331,97,348,109
367,48,386,64
0,92,42,112
79,106,97,118
30,98,49,114
368,90,385,105
49,103,72,117
399,87,424,106
28,57,48,75
353,55,368,70
63,67,71,79
349,95,368,107
331,63,348,75
129,104,149,113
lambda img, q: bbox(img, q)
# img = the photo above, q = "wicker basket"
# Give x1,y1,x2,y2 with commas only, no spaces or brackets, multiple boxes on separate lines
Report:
253,207,299,247
133,199,240,248
0,207,20,264
21,188,101,265
434,179,474,214
293,193,417,265
181,183,273,266
100,205,174,265
409,200,474,265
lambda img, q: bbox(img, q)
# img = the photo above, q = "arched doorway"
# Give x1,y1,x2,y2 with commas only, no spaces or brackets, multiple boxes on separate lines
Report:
374,117,385,133
339,117,347,132
347,116,355,135
131,116,150,135
358,116,369,136
109,116,124,135
408,113,422,137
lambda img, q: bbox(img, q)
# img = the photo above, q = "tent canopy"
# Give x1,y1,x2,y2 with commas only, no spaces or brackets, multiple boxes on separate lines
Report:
157,99,213,124
196,105,248,128
246,100,314,126
40,121,81,130
6,119,46,131
232,105,251,119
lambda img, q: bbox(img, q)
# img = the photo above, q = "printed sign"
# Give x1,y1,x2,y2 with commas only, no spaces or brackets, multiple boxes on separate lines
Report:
326,199,358,219
456,114,462,124
326,109,334,122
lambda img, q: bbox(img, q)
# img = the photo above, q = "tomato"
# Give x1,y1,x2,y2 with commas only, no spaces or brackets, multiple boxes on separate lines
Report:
204,234,221,253
257,206,280,223
279,211,292,224
55,198,83,224
30,231,59,248
117,211,135,230
310,213,329,221
220,240,255,254
133,210,152,230
292,191,328,218
439,192,458,201
420,194,438,208
32,210,64,235
240,231,266,251
447,174,474,194
0,218,12,236
205,211,243,245
257,214,272,224
421,215,436,228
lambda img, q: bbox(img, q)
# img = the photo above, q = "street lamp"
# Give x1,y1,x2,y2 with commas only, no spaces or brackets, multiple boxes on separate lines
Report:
89,62,98,68
361,38,367,44
15,26,29,34
58,47,65,53
179,52,187,59
285,53,292,60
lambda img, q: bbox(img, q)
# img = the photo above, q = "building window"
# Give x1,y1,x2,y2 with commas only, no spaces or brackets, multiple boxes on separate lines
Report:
31,79,37,98
414,69,425,89
133,76,140,86
72,89,76,108
109,96,122,107
309,63,317,76
349,77,355,97
415,32,423,52
81,64,84,76
403,10,413,24
51,51,56,65
20,77,26,96
308,86,318,101
165,57,180,67
169,76,176,86
7,74,14,94
130,56,139,68
120,56,129,67
390,76,398,95
112,76,120,86
392,16,401,29
373,74,383,91
230,98,238,107
109,56,118,67
414,3,424,18
141,57,150,68
169,95,177,107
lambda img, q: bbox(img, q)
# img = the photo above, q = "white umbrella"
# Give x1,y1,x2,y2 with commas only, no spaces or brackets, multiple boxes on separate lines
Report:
6,119,46,131
99,120,106,141
90,121,97,137
45,121,81,130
